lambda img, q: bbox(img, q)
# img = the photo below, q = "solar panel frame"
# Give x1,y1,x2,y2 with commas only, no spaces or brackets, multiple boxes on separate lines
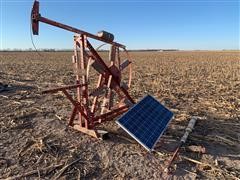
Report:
116,95,174,151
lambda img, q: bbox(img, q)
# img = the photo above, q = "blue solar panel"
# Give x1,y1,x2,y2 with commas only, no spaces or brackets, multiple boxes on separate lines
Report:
116,95,174,151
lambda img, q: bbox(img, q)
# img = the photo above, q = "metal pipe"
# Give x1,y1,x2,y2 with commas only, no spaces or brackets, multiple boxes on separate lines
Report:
164,117,198,173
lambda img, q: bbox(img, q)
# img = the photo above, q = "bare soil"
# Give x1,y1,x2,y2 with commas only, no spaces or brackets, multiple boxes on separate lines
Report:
0,51,239,179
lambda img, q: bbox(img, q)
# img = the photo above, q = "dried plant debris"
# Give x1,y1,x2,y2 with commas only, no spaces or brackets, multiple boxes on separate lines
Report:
0,51,239,179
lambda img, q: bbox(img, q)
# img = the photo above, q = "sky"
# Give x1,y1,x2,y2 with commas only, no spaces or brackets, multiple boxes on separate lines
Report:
0,0,239,50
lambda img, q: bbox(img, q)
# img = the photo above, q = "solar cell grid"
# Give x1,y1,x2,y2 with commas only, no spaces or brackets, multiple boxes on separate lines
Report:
116,95,173,151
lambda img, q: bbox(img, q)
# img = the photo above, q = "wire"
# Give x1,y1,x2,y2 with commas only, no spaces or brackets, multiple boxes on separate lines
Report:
96,43,107,51
30,2,43,57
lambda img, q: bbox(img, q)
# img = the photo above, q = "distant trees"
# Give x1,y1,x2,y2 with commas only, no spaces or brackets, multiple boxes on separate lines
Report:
0,48,180,52
0,48,71,52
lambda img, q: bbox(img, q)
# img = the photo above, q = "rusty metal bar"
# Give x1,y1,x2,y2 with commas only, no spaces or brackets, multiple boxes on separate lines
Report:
35,15,125,48
79,35,90,128
68,106,77,126
91,74,104,114
42,83,86,94
108,45,116,110
94,105,128,121
103,106,128,121
62,90,88,120
73,37,83,127
93,106,129,125
86,41,135,104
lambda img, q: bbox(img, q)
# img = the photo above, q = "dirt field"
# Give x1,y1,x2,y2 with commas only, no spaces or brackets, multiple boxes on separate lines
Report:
0,51,239,179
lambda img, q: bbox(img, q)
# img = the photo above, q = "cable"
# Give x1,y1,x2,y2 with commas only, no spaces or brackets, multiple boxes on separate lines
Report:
30,2,43,57
96,43,107,51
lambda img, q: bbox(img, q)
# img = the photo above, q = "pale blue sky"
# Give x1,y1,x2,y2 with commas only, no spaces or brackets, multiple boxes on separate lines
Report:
0,0,239,50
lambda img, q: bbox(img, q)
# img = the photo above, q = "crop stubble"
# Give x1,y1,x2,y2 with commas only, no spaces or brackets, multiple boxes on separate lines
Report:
0,51,239,179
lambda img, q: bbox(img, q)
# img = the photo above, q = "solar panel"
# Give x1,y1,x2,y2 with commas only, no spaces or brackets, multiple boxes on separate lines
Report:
116,95,174,151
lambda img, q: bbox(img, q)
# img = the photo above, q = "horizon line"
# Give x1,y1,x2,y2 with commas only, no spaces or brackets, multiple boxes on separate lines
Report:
0,48,239,52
